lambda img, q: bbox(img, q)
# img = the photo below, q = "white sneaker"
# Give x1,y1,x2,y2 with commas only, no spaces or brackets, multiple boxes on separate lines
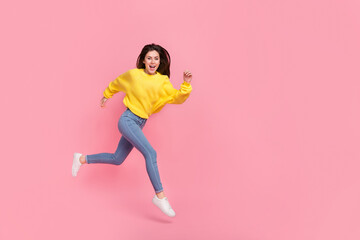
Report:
152,195,176,217
72,153,82,177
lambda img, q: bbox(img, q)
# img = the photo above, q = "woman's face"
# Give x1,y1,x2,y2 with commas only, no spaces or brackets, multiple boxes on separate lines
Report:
143,50,160,75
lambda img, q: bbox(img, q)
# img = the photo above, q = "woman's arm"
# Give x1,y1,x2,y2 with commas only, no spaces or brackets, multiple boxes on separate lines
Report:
101,70,131,108
163,70,193,104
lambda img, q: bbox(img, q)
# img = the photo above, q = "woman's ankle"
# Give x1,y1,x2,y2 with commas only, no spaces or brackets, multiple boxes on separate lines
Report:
80,155,86,164
156,191,165,199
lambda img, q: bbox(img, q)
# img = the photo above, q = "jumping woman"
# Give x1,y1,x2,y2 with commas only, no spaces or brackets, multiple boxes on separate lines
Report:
72,43,193,217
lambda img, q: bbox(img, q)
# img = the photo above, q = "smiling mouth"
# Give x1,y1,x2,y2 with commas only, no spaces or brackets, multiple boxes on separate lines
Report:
150,65,156,70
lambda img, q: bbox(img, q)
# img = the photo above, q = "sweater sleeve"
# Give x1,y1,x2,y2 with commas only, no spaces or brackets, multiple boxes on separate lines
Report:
163,77,192,104
103,70,130,98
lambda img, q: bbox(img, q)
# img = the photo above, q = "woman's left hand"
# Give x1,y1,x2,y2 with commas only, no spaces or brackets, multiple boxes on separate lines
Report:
183,70,192,83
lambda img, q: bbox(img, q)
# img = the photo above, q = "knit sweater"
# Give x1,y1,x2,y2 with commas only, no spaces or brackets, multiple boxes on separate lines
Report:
103,68,192,119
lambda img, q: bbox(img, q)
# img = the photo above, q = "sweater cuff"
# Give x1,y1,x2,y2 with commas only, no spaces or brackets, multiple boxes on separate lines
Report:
181,81,192,93
103,91,111,99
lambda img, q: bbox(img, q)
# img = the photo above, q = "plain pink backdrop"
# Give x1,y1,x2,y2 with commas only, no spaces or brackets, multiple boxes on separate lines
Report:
1,0,360,239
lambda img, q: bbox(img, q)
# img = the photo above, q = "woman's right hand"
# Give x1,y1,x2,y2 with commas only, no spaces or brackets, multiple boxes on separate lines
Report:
100,97,108,108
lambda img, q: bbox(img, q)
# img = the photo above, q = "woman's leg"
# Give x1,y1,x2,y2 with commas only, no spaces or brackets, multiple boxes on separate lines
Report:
118,112,164,194
85,136,134,165
84,109,136,165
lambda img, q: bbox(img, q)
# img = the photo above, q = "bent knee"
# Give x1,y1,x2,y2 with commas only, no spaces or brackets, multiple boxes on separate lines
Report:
113,160,122,165
113,155,124,165
150,148,157,159
144,148,157,161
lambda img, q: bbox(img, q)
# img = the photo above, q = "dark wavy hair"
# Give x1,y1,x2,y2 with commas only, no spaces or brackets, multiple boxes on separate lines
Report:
136,43,171,78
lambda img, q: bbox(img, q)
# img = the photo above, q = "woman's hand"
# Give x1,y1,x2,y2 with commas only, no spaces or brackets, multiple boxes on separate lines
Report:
183,70,192,83
100,97,108,108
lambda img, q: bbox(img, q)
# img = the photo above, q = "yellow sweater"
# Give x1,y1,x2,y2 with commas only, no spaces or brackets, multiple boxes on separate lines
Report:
103,68,192,119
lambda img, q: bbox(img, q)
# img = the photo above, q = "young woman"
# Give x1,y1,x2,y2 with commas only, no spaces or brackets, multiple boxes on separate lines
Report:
72,43,192,217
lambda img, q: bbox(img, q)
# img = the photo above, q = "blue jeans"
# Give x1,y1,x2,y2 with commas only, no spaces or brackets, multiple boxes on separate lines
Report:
86,108,163,193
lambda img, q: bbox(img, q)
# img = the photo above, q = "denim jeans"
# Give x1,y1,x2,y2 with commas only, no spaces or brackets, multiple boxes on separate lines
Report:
86,108,163,193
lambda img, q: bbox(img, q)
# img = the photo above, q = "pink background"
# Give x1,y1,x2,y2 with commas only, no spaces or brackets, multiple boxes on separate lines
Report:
1,0,360,239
